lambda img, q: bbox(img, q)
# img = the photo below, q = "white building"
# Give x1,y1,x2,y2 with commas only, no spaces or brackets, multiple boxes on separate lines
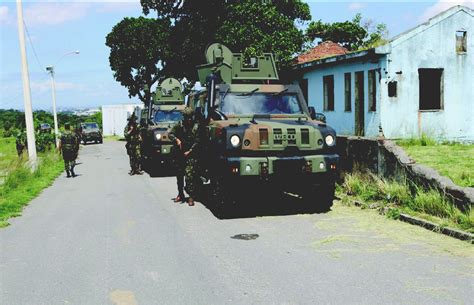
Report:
102,104,142,137
293,5,473,141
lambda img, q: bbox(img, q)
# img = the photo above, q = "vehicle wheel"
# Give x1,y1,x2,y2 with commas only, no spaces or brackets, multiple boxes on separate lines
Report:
302,182,335,212
210,177,236,218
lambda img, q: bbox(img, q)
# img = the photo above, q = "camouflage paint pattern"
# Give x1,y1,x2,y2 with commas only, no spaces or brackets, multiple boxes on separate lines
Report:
141,78,186,166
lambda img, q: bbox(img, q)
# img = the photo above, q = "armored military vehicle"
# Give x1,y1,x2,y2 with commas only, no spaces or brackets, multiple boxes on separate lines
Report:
79,122,102,144
140,78,186,169
188,43,339,214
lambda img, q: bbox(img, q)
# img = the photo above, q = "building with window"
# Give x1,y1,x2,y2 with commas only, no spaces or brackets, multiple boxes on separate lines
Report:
293,5,473,141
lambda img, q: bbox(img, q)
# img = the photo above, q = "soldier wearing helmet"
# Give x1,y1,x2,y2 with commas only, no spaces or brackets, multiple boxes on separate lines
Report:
169,107,199,206
124,113,143,175
59,122,80,178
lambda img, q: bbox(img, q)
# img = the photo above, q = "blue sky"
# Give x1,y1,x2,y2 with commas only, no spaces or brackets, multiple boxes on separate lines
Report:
1,0,472,110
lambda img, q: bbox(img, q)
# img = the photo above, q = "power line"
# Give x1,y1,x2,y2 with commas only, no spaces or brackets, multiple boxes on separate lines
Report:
23,20,48,76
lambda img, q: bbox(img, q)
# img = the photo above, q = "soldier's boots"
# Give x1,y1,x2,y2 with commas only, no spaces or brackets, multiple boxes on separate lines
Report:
174,193,186,203
71,169,76,177
66,170,71,178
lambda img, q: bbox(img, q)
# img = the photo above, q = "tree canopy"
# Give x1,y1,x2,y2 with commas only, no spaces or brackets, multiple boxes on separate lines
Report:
105,17,171,106
306,13,388,51
106,0,311,96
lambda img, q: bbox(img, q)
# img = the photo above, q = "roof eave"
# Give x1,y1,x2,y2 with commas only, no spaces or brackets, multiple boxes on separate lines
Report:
293,48,385,71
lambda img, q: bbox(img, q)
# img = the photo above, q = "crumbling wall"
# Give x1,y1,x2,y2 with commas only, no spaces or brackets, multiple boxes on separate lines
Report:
336,136,473,209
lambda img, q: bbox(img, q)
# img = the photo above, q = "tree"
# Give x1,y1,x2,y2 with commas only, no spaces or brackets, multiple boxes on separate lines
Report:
137,0,311,79
105,17,171,106
306,14,388,51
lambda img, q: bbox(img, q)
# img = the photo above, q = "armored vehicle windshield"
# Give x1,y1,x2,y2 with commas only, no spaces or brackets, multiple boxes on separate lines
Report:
153,110,183,123
83,123,99,129
220,92,303,116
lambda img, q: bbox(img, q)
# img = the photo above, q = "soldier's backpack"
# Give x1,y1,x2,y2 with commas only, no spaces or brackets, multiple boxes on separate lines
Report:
61,131,77,153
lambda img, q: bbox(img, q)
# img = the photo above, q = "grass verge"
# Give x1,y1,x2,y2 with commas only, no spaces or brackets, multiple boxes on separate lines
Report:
338,172,474,234
0,151,63,227
397,136,473,187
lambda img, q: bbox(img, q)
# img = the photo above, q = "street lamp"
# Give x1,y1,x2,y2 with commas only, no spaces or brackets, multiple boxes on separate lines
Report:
46,50,80,147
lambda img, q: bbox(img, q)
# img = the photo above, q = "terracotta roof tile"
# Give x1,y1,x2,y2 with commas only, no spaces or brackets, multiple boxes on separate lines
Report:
296,41,349,64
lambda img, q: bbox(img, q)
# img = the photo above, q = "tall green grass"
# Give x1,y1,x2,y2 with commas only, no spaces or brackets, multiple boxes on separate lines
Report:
0,151,63,227
340,172,473,233
397,136,473,187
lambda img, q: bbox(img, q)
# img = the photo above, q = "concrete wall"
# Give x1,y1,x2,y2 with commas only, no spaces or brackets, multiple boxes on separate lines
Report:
102,104,142,137
380,9,473,141
302,60,383,137
336,136,474,209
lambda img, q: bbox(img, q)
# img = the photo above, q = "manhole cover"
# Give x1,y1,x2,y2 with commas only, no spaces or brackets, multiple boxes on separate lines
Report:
231,234,259,240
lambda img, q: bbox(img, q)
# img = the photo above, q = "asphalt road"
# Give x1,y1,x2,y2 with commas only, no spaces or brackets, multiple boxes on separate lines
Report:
1,140,473,305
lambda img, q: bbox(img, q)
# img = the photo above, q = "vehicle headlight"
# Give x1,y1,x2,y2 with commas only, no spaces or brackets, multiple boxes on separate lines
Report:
325,134,335,146
230,135,241,147
155,133,162,141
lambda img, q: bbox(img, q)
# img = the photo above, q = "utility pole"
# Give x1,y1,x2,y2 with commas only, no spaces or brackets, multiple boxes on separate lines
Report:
46,66,59,147
16,0,37,162
47,50,79,148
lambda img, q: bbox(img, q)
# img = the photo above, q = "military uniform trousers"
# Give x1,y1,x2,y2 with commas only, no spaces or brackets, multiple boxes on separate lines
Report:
62,151,77,171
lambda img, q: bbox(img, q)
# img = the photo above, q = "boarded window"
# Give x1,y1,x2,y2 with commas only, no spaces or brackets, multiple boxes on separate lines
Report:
388,81,397,97
368,70,377,112
456,31,467,52
419,68,443,110
344,73,351,111
299,79,308,105
323,75,334,111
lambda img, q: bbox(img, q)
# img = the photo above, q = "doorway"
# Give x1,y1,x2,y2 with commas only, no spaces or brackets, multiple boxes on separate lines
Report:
354,71,365,136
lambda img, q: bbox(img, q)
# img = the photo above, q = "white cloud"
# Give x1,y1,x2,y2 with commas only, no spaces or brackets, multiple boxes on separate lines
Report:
31,80,85,92
24,2,90,26
348,2,366,11
0,6,11,25
419,0,474,22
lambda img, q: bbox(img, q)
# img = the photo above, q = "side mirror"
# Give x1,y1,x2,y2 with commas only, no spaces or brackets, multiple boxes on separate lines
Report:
315,113,327,123
308,106,316,120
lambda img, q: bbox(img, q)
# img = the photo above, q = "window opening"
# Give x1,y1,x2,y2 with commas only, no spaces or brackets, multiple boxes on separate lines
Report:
299,79,308,105
344,73,351,111
419,68,443,110
456,31,467,52
388,81,397,97
323,75,334,111
368,70,377,112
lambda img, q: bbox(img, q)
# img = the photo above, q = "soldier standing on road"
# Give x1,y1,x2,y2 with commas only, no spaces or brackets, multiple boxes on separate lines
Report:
124,114,143,176
58,122,80,178
169,107,199,206
15,129,27,157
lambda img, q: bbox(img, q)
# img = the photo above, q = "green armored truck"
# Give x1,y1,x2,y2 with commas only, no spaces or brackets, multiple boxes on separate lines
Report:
189,43,339,214
140,78,186,169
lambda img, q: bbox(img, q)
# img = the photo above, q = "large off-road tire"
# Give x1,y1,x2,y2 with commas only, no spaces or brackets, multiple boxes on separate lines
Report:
210,177,236,218
302,182,335,212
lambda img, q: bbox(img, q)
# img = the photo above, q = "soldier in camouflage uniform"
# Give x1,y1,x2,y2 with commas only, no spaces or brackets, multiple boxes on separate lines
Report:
59,122,80,178
169,107,200,206
124,114,143,175
15,130,27,157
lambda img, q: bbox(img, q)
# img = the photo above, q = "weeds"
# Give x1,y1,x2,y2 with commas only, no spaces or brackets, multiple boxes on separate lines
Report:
339,172,473,233
0,151,63,227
